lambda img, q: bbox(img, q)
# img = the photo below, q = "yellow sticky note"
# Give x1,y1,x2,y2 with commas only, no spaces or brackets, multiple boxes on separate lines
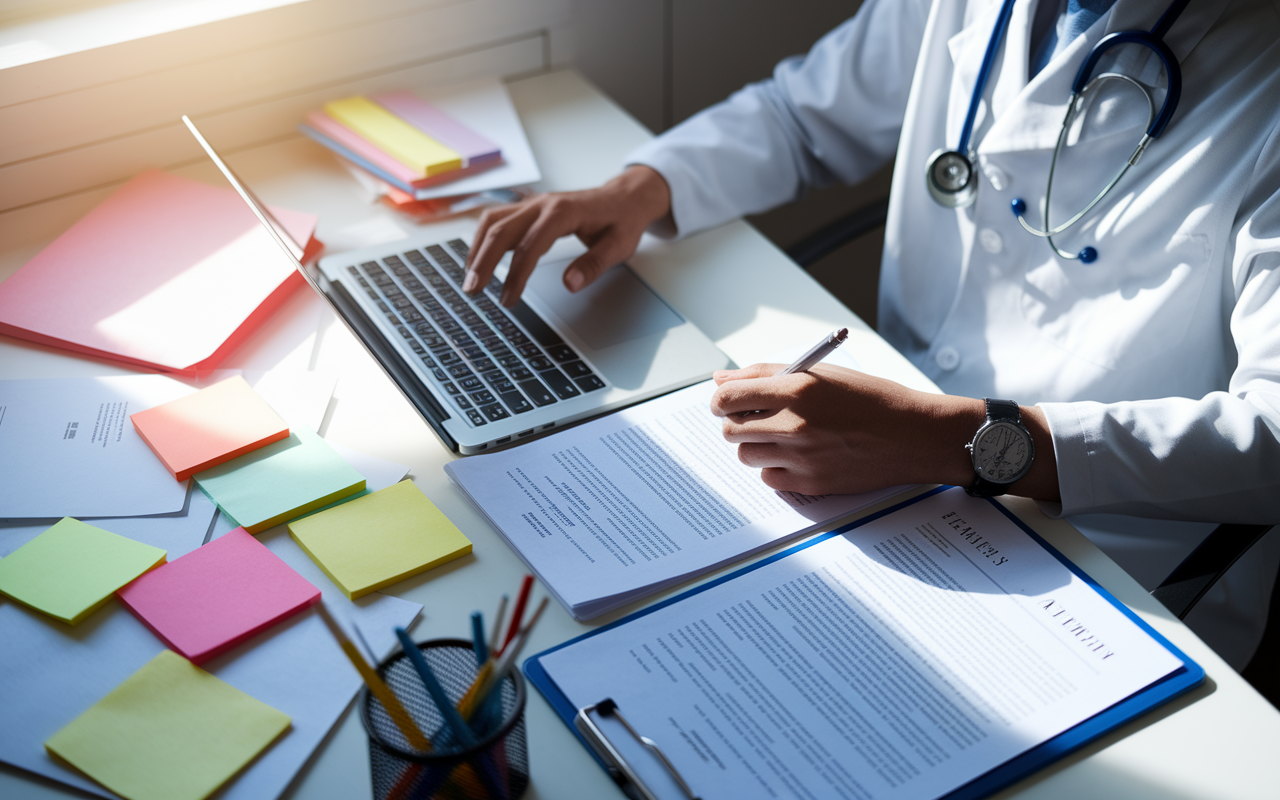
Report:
0,518,166,624
324,96,463,176
45,650,291,800
287,480,471,599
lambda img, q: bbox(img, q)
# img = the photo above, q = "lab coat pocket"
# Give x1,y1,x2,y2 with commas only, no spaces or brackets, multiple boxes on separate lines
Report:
1018,233,1210,372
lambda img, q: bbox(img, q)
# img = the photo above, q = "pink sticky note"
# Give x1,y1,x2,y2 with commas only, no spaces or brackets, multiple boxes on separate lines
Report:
117,528,320,664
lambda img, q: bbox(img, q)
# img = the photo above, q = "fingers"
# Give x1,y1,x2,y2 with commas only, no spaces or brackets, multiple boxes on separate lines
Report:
465,203,537,295
712,363,778,385
501,200,582,307
710,370,805,418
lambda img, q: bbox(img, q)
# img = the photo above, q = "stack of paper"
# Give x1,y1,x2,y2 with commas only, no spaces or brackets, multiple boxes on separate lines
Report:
0,171,322,375
298,79,540,203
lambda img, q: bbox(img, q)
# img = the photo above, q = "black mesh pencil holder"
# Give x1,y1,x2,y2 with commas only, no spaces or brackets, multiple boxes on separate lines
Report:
361,638,529,800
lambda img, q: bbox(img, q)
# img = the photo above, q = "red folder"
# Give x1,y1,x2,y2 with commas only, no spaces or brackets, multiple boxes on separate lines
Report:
0,170,322,375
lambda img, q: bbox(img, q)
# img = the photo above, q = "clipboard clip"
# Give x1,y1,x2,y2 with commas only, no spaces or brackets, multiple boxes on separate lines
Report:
575,698,702,800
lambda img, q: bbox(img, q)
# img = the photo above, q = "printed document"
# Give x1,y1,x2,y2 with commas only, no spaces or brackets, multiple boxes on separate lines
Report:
446,356,903,619
538,488,1184,800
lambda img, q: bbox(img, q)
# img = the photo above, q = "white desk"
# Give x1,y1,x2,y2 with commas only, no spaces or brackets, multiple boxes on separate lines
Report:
3,69,1279,800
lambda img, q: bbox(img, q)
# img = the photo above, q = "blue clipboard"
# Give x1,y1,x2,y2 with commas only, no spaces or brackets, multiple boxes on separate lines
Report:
524,486,1205,800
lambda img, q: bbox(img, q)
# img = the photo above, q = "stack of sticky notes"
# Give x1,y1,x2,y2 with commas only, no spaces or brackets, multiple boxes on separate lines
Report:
130,375,289,481
299,90,502,198
0,518,166,625
45,650,291,800
117,528,321,664
288,480,471,599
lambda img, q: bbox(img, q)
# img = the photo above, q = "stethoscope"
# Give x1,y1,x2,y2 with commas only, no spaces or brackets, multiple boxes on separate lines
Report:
925,0,1191,263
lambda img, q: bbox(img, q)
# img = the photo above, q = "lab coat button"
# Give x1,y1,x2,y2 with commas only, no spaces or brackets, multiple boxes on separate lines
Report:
935,346,961,371
979,228,1003,254
984,164,1009,191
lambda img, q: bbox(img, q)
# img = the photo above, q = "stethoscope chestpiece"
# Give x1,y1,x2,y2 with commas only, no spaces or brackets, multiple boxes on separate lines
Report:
926,149,978,208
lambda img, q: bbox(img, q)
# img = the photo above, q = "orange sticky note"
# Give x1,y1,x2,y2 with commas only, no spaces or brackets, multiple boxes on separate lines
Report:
130,376,289,481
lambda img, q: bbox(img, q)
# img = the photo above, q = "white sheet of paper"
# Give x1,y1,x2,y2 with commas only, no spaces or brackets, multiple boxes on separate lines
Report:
539,488,1184,800
408,78,541,200
0,484,217,560
0,525,421,800
445,348,903,620
0,376,195,518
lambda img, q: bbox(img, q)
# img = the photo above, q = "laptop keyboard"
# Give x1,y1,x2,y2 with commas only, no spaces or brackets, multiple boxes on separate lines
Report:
345,239,606,428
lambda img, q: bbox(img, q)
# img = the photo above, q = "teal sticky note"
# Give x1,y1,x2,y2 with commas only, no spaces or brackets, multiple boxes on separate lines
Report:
194,428,364,534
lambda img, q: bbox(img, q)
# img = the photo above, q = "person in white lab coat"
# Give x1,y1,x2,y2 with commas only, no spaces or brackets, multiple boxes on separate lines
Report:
463,0,1280,666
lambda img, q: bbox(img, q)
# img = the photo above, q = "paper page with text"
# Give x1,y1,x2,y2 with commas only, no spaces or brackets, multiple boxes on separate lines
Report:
537,488,1185,800
445,347,903,619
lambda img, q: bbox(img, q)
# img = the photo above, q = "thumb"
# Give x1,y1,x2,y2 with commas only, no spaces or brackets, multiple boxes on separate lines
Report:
563,238,631,292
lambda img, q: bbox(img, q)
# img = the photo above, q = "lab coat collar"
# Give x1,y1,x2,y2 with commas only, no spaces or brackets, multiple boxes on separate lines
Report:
948,0,1226,156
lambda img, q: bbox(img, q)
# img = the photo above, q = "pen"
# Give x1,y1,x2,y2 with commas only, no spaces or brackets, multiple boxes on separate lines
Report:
500,575,534,654
393,627,479,748
314,604,432,751
776,328,848,375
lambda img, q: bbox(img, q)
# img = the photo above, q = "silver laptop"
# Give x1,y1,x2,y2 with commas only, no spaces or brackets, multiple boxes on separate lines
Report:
184,116,730,453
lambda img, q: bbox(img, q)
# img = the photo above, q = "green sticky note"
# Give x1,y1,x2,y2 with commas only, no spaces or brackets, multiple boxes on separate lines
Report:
45,650,291,800
194,427,365,534
288,480,471,599
0,518,166,624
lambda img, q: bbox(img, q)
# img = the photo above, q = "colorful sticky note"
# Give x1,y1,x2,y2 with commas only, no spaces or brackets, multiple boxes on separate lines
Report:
44,650,291,800
194,427,365,534
372,90,502,166
130,375,289,481
287,480,471,599
116,528,321,664
0,518,166,624
323,96,463,176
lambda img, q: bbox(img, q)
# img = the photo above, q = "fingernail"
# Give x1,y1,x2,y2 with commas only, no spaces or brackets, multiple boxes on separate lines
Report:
565,269,584,292
462,271,477,293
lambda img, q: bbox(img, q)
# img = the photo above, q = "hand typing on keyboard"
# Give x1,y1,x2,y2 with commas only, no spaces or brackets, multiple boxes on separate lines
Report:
463,165,673,307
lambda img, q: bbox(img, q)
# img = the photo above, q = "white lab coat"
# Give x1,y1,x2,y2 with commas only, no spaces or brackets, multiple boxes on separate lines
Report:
626,0,1280,666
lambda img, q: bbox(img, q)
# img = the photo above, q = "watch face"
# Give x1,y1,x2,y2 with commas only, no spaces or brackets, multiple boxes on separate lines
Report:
972,421,1032,484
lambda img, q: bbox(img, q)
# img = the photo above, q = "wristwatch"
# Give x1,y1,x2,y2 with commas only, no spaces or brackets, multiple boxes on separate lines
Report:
965,398,1035,497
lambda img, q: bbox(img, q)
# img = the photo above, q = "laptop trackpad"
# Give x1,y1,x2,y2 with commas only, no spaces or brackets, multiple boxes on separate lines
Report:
525,261,683,351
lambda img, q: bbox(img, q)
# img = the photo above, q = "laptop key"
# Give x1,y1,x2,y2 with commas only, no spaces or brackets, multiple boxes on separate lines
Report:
453,395,473,410
441,382,459,394
499,391,534,414
516,343,542,358
399,309,424,324
431,368,447,382
448,364,474,380
420,354,436,368
466,409,486,426
498,354,522,369
527,355,554,372
547,344,578,362
574,374,606,392
459,376,483,392
437,351,462,366
539,369,581,399
471,358,496,373
492,377,515,394
470,389,496,406
479,403,510,422
460,345,484,360
518,378,557,407
510,367,534,381
562,360,593,379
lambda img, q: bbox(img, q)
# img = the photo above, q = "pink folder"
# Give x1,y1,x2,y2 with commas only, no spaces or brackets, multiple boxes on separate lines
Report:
116,527,321,664
0,170,322,375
